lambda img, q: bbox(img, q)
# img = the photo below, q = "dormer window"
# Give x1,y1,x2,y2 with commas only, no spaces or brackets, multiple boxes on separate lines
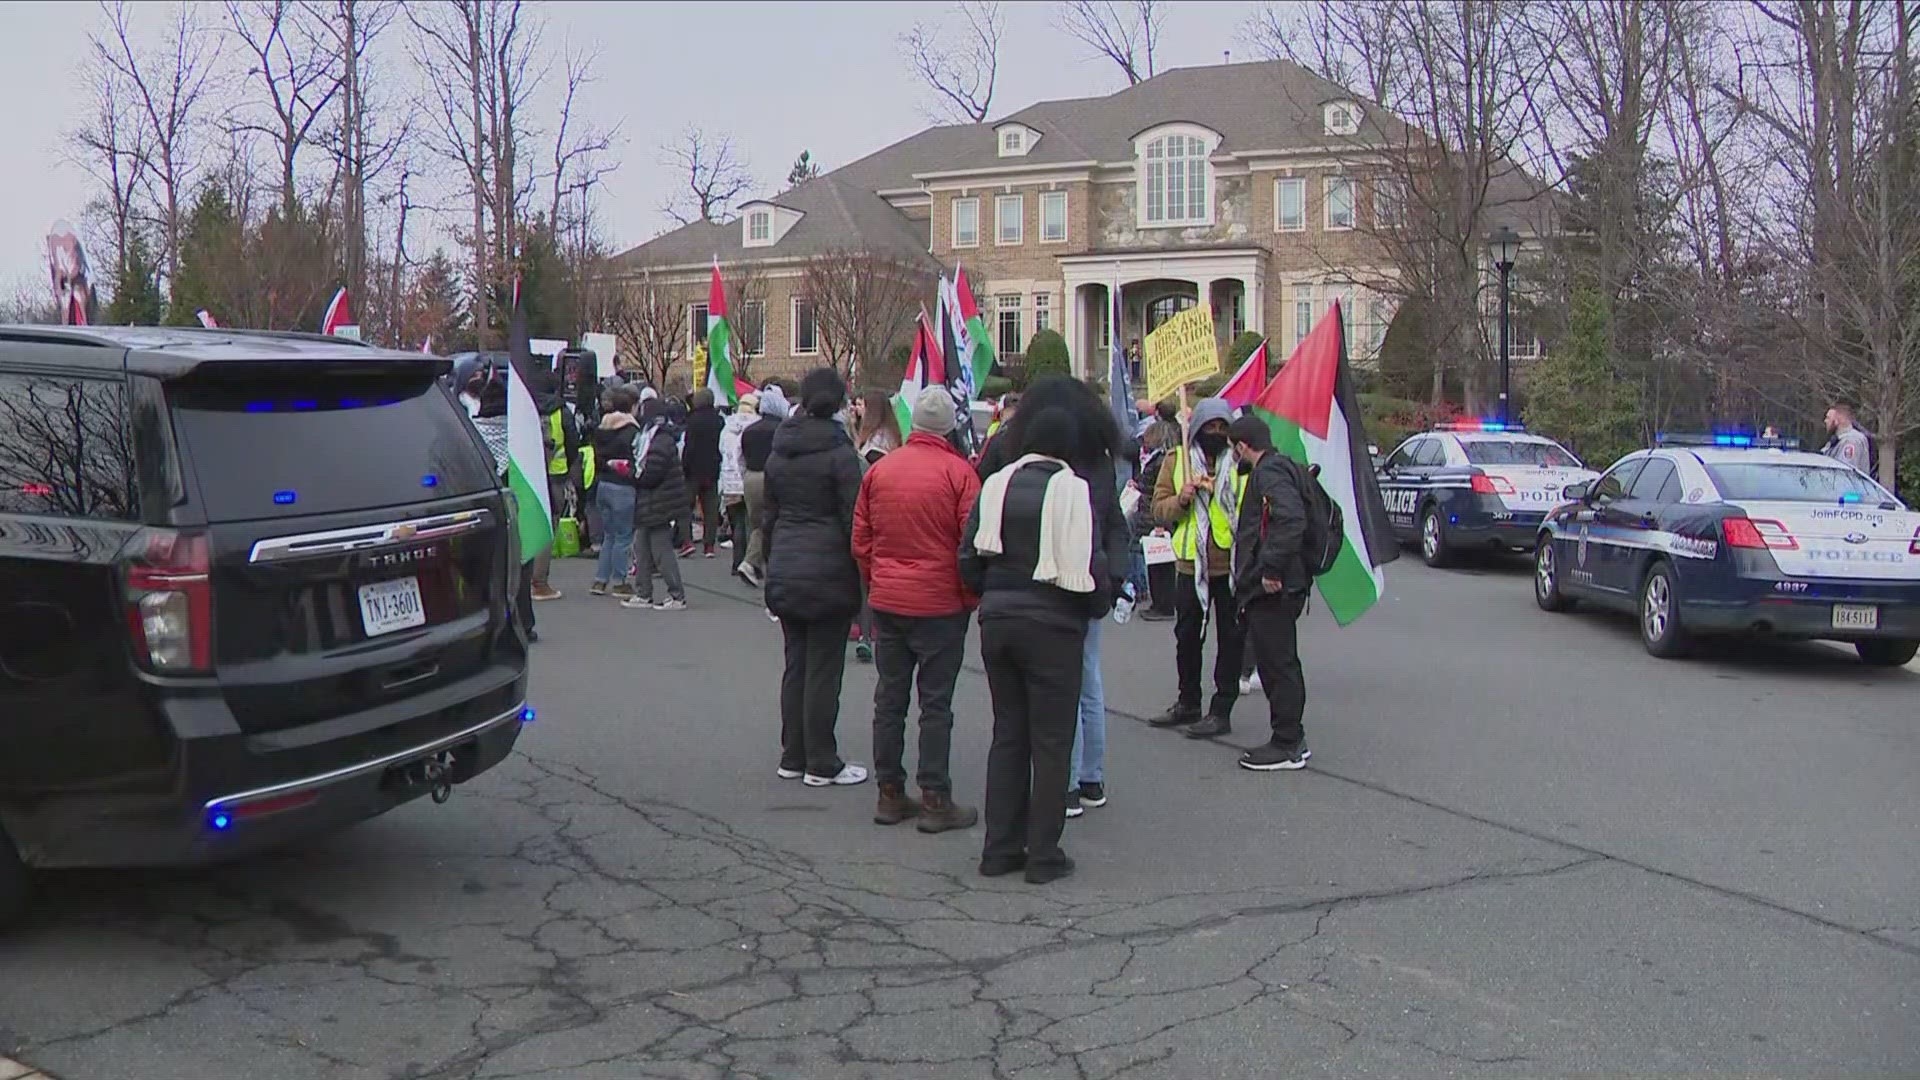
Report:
748,211,770,243
1324,100,1361,136
740,202,799,248
995,122,1038,158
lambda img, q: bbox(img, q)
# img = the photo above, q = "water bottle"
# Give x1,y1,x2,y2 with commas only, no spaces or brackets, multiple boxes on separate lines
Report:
1112,582,1136,625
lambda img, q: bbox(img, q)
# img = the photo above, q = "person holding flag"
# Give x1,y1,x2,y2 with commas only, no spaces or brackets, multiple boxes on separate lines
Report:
1149,397,1248,739
502,281,560,629
1224,415,1313,770
705,260,741,407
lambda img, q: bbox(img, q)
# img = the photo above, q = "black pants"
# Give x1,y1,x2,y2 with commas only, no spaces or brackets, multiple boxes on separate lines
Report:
690,478,721,551
1175,572,1246,717
980,618,1086,870
726,498,750,573
516,559,536,635
1147,561,1176,614
871,611,970,793
1243,592,1308,750
780,616,853,778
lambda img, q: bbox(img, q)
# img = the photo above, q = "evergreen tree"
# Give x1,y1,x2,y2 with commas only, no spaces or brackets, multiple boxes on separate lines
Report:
1522,288,1639,468
105,230,163,325
787,150,820,188
166,185,241,325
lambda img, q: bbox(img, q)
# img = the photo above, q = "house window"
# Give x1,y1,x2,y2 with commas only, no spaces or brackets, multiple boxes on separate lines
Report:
1229,292,1245,338
1324,101,1360,136
996,293,1023,355
1357,295,1392,357
1001,129,1023,154
737,300,766,357
791,297,818,355
1323,284,1353,334
953,197,979,248
1146,294,1195,333
1032,292,1052,334
747,211,770,243
1292,285,1315,347
1325,177,1355,230
689,303,709,352
1143,133,1209,225
995,193,1023,245
1040,191,1067,242
1373,177,1405,227
1276,177,1305,231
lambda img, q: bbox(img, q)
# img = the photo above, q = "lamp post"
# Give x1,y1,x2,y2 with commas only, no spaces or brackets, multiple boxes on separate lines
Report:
1488,225,1521,425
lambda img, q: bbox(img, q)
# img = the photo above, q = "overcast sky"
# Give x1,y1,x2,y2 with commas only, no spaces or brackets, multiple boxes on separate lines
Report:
0,0,1264,295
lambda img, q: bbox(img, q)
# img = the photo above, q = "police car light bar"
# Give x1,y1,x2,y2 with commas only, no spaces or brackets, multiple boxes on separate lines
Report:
1435,420,1526,433
1656,432,1801,449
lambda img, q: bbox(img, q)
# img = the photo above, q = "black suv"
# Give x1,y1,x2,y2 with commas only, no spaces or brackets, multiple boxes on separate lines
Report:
0,327,529,924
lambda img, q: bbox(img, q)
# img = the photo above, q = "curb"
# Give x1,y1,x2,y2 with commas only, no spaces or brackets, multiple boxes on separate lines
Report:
0,1058,55,1080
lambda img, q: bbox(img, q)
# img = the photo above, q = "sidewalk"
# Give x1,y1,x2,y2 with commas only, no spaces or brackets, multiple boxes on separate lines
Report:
1,1059,56,1080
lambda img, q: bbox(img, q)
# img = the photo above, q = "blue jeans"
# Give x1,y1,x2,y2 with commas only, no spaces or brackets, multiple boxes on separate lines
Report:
594,483,637,584
1070,616,1106,787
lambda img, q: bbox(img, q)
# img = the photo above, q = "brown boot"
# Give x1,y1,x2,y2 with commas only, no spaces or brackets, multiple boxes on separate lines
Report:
874,784,922,826
916,790,978,834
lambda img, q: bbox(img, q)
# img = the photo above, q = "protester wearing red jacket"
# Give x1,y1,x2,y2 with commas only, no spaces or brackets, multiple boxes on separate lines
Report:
852,387,983,833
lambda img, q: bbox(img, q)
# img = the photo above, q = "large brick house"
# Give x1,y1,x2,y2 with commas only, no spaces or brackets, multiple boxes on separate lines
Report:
615,58,1549,383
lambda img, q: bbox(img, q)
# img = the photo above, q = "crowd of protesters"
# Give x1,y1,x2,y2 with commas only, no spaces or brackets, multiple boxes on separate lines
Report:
458,354,1317,885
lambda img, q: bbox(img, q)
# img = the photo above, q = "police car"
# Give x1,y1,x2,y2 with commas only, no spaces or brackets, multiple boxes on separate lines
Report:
1533,435,1920,664
1376,422,1599,566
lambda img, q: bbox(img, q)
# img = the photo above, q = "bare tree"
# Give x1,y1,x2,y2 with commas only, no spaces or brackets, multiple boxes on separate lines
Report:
547,46,618,236
660,126,752,225
225,0,342,217
66,46,152,286
600,267,694,385
92,0,218,288
901,1,1002,124
309,0,402,320
1057,0,1165,85
802,250,934,380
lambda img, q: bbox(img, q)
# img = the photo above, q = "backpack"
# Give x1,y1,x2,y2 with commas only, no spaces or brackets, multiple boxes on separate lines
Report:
1280,456,1344,577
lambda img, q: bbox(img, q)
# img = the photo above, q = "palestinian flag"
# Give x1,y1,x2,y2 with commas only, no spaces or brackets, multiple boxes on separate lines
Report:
321,287,357,338
1218,339,1267,410
892,307,944,438
504,279,555,561
951,266,994,397
1248,301,1397,625
704,261,738,405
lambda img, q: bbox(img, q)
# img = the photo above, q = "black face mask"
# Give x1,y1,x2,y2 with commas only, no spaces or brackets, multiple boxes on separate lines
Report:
1197,433,1229,458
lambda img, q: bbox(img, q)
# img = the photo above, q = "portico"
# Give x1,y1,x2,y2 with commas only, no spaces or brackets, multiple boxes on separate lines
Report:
1058,248,1267,380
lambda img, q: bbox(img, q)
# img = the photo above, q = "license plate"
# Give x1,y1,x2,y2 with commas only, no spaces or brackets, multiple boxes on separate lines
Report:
359,577,427,637
1832,604,1879,630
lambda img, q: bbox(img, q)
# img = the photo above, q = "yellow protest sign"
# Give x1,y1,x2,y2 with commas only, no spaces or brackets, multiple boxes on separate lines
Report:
1143,304,1219,402
691,344,709,392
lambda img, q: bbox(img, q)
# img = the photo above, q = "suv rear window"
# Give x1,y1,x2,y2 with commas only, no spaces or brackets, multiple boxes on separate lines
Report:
1706,463,1894,505
1461,439,1581,467
167,378,497,520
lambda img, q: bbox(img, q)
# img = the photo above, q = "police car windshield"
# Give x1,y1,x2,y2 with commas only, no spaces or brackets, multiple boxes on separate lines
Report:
1706,463,1889,504
1461,440,1580,468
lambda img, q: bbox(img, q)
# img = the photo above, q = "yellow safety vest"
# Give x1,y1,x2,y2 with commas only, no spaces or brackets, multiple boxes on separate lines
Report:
1168,445,1244,561
547,410,595,487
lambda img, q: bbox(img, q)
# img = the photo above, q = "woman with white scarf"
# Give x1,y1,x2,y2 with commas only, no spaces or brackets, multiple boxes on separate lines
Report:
960,401,1126,885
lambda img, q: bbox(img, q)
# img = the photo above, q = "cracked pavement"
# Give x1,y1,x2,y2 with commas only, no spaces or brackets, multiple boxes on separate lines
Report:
4,556,1916,1078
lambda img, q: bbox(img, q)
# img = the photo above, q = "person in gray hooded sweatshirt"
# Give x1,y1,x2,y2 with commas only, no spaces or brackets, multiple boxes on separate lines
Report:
1148,396,1248,739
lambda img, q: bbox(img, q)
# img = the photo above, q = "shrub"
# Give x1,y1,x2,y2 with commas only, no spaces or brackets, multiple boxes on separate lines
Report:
980,374,1015,399
1225,331,1267,376
1024,328,1070,380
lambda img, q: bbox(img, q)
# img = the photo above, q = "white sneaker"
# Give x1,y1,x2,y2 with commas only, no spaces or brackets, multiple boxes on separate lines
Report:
739,564,764,587
803,762,870,787
655,598,687,611
1240,671,1262,694
776,766,804,780
620,595,655,610
765,608,779,623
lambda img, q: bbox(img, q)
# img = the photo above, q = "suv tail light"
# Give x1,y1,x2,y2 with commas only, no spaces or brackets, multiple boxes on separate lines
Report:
1471,474,1513,495
1723,517,1798,551
1909,526,1920,555
123,528,213,672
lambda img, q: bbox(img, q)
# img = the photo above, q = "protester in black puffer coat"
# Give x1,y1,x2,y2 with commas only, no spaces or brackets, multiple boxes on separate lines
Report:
623,398,688,609
763,367,868,788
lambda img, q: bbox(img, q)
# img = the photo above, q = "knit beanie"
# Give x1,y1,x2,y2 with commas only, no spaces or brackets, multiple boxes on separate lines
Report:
911,385,957,435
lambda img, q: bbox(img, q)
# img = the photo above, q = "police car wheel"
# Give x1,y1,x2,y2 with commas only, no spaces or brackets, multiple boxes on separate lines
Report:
0,825,26,929
1855,640,1919,667
1419,507,1452,567
1639,562,1691,658
1534,539,1574,611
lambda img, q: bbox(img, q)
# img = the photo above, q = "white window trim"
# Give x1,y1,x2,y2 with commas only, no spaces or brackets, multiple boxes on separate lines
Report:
1324,176,1356,232
745,211,772,246
1039,190,1068,244
790,296,818,356
996,293,1024,354
1032,290,1053,332
1274,177,1306,232
688,302,709,355
738,300,767,357
1002,130,1023,154
1134,123,1220,230
995,193,1024,246
1324,101,1360,136
952,196,980,249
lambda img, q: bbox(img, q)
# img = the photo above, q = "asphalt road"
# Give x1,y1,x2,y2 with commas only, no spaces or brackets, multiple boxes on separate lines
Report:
3,550,1916,1079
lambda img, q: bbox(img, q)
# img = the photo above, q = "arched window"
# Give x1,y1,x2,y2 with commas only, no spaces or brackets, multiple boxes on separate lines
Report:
1142,134,1210,226
1146,293,1195,333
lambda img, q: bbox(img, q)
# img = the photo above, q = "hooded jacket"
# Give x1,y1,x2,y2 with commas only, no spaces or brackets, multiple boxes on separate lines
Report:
1231,450,1311,607
591,410,641,488
683,403,724,482
854,432,982,617
719,409,755,496
1152,397,1237,579
762,414,864,622
741,387,789,473
631,405,689,528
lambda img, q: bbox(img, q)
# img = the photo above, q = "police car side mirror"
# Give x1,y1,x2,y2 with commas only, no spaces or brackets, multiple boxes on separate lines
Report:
1561,480,1592,503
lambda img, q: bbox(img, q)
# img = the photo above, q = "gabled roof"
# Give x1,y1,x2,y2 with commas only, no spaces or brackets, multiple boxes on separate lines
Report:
615,173,938,271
